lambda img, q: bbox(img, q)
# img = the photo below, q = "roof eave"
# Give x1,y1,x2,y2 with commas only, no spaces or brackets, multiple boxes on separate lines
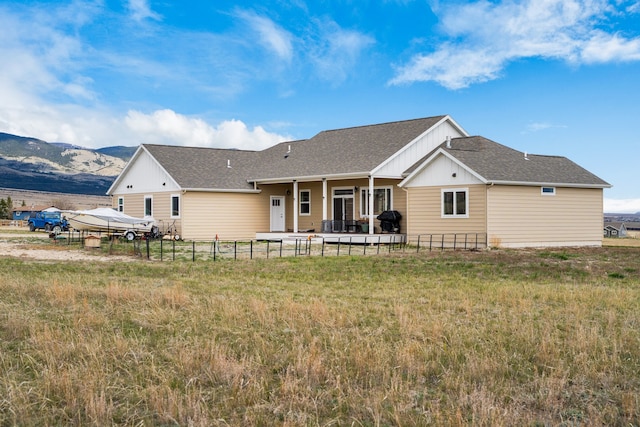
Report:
251,171,372,184
183,187,262,194
487,180,612,189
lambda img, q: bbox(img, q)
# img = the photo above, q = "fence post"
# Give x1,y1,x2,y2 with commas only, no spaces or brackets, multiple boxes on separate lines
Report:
213,239,216,261
337,238,341,256
172,239,176,261
377,236,381,254
147,238,150,260
348,237,352,255
321,238,325,257
363,236,367,255
279,240,283,258
160,238,163,261
192,241,195,262
250,240,253,259
417,235,421,253
454,234,457,250
441,234,444,251
234,241,237,260
266,240,270,259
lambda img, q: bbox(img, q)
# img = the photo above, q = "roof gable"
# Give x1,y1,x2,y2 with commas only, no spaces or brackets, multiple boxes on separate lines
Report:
143,144,259,191
401,136,611,188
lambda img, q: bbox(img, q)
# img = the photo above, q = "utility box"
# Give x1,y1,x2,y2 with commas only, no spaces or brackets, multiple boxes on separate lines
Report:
84,235,101,248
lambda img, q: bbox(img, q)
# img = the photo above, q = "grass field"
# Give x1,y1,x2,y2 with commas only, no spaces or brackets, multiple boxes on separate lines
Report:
1,246,639,425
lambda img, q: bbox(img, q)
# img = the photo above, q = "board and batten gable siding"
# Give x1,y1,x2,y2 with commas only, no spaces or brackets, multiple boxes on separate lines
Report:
110,149,179,195
404,185,487,237
181,191,268,241
486,186,604,248
403,153,482,187
374,120,465,177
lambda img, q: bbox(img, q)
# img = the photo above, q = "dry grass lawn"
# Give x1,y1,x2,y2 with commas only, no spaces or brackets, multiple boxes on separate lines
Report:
1,245,639,426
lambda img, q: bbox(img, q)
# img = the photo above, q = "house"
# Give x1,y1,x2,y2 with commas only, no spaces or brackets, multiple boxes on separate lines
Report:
12,205,57,221
108,115,610,247
604,222,627,238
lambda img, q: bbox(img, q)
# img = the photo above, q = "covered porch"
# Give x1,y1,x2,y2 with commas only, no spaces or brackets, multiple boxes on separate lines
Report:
257,176,406,237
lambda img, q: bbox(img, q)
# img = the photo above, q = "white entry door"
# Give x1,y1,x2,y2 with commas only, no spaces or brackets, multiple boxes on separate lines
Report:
270,196,285,232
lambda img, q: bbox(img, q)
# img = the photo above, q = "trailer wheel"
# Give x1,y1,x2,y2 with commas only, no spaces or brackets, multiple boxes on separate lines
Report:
125,231,136,241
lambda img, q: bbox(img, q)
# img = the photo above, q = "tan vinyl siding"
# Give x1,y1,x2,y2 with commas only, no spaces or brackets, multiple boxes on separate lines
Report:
181,192,268,241
112,192,183,236
487,186,604,247
405,185,487,238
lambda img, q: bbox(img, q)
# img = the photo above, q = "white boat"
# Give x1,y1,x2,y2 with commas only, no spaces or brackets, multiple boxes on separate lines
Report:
65,208,155,240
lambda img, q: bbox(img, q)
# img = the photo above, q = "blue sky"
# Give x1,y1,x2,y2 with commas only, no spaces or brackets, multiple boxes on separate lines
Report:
1,0,639,212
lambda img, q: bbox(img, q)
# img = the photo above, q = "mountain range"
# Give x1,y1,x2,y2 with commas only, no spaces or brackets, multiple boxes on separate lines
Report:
0,132,136,196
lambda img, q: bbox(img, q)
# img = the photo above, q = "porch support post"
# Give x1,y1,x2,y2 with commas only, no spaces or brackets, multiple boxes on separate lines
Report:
368,175,374,235
293,180,299,233
322,178,328,221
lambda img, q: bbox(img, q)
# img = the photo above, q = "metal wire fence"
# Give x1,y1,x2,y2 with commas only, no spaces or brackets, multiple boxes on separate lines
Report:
124,233,488,261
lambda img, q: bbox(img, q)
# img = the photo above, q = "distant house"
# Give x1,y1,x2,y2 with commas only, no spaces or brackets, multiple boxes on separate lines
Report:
604,222,627,238
12,205,57,221
108,115,611,248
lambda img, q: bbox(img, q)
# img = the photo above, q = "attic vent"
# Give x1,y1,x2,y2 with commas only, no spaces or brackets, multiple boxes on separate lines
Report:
227,159,231,168
284,144,291,159
446,136,451,149
524,152,529,160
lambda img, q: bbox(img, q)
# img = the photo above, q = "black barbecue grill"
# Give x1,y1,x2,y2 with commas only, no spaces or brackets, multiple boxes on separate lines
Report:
377,210,402,233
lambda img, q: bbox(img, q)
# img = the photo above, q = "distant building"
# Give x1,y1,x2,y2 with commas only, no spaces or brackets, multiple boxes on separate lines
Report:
12,205,57,221
604,222,627,238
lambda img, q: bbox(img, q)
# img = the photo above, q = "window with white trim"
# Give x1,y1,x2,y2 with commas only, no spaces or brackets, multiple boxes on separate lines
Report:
360,186,392,217
171,194,180,218
442,188,468,217
117,197,124,212
541,187,556,196
299,190,310,215
144,196,153,217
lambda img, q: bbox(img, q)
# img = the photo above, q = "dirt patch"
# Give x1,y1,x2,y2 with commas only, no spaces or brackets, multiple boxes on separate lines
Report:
0,235,138,262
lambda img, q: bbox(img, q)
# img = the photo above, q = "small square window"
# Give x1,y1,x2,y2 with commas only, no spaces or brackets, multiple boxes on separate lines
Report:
541,187,556,195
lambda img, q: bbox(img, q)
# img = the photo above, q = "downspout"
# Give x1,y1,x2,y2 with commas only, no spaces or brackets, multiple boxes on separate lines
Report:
293,180,298,233
486,182,493,247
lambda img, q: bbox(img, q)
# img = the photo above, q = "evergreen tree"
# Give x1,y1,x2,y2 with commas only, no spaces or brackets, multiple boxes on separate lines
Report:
0,198,7,219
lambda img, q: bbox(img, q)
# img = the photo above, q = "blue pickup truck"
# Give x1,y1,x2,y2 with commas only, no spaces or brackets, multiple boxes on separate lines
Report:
28,211,69,234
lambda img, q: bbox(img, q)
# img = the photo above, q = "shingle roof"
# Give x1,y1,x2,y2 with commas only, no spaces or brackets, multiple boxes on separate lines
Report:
436,136,610,187
249,116,446,181
143,144,259,190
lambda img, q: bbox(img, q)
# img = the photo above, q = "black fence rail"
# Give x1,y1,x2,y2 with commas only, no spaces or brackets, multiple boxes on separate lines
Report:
410,233,488,251
68,232,486,261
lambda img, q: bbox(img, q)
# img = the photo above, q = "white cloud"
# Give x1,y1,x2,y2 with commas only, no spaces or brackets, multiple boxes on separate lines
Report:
124,110,289,150
604,198,640,213
524,121,568,133
127,0,161,22
308,19,375,84
236,10,294,63
391,0,640,88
